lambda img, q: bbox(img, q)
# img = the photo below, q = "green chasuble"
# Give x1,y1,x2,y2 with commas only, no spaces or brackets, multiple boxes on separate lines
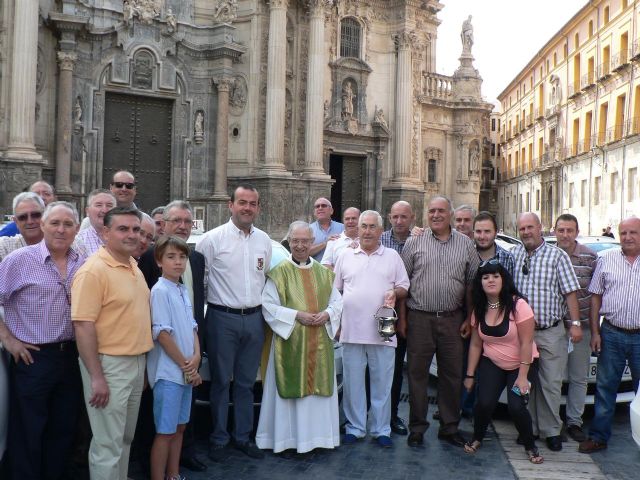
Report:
267,260,335,399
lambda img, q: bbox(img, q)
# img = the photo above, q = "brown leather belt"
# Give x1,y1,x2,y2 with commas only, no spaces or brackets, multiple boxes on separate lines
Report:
604,319,640,334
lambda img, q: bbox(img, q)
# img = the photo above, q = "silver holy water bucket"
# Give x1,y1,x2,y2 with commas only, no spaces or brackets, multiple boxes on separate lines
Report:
374,305,398,343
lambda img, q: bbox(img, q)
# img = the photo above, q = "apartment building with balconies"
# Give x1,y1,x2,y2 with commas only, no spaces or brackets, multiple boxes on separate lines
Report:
497,0,640,234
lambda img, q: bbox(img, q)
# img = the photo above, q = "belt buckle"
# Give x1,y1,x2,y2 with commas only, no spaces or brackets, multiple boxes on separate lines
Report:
239,307,247,315
436,311,445,318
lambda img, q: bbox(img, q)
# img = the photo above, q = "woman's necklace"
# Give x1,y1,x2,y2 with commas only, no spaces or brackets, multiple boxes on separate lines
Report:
487,300,501,310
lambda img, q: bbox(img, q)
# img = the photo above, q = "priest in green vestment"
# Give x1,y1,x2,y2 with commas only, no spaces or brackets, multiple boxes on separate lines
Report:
256,221,343,454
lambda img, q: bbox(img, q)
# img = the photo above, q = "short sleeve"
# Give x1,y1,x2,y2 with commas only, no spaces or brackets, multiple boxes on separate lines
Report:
71,269,103,322
514,298,535,324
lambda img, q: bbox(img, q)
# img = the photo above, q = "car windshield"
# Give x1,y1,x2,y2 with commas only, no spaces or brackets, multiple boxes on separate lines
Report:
585,242,620,253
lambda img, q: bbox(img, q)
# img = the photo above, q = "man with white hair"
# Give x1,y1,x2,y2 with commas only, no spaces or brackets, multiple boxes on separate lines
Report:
75,189,116,256
0,193,46,261
454,205,476,239
334,210,409,448
0,180,55,237
134,212,156,260
0,201,84,479
257,221,343,454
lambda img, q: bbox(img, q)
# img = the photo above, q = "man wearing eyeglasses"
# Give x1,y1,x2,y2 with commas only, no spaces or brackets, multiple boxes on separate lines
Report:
511,212,581,452
0,201,84,479
109,171,138,208
0,193,46,261
309,198,344,261
0,180,56,238
134,212,156,260
137,200,208,473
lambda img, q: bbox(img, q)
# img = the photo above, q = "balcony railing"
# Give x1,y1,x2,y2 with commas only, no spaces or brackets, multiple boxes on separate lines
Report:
568,83,579,98
423,73,453,100
581,71,596,89
534,107,544,120
612,49,630,70
598,61,611,79
526,114,533,126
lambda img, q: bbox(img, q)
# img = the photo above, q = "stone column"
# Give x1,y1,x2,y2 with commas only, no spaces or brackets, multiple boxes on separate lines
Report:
392,31,415,182
263,0,289,172
6,0,41,160
303,0,331,176
213,77,233,197
55,52,77,194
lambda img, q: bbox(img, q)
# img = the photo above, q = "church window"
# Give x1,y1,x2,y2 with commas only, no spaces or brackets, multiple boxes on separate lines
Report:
340,18,361,58
427,159,437,183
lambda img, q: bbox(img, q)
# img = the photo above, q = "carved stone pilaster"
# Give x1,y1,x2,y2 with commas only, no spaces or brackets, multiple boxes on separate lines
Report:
57,51,77,71
392,31,417,51
55,51,78,194
213,77,234,197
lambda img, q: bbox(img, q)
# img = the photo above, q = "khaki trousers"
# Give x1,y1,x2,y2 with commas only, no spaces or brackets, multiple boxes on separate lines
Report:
80,354,145,480
530,323,568,438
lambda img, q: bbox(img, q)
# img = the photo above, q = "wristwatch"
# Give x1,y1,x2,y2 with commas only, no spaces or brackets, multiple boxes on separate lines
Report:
570,320,582,327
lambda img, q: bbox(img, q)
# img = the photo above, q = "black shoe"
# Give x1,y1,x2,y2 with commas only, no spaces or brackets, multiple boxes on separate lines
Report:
516,434,539,445
566,425,586,442
208,443,229,463
390,416,408,436
407,432,424,447
546,435,563,451
234,441,265,459
438,431,467,448
432,410,441,420
180,455,207,472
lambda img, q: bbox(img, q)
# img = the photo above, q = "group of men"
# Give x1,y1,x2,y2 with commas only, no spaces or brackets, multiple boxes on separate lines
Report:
0,173,638,480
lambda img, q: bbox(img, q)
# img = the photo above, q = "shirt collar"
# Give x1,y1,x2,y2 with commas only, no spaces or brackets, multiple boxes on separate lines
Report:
36,239,80,264
157,276,186,290
354,243,385,256
387,228,411,243
97,245,137,269
227,218,254,236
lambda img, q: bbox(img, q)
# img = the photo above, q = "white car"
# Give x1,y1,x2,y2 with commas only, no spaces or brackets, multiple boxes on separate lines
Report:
631,387,640,448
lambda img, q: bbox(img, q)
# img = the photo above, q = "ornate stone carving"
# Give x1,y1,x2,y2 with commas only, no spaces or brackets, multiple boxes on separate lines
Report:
36,46,45,94
341,81,355,120
549,74,562,106
468,140,480,175
393,31,417,50
268,0,289,8
57,51,77,71
213,0,238,23
194,110,204,144
74,96,83,132
166,8,177,33
230,76,247,115
132,51,154,89
306,0,333,11
461,15,473,54
123,0,161,26
373,105,388,129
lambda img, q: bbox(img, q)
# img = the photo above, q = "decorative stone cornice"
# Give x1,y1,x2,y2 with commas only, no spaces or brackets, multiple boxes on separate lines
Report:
306,0,333,12
267,0,289,9
213,77,234,92
57,51,78,71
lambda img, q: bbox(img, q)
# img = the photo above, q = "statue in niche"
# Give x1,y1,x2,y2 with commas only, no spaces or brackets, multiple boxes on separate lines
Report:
460,15,473,53
194,111,204,144
74,97,83,132
123,1,134,25
324,100,330,120
549,74,562,106
342,81,355,120
373,105,388,129
213,0,238,23
468,142,480,175
133,53,153,89
123,0,160,26
230,76,247,112
166,7,177,33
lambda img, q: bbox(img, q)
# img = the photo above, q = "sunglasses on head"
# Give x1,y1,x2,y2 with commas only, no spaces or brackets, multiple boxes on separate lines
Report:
479,258,500,268
15,211,42,222
522,256,531,276
112,182,136,189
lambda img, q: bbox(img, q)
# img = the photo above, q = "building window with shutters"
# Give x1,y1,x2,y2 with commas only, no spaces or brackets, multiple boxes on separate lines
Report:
427,159,437,183
340,18,361,58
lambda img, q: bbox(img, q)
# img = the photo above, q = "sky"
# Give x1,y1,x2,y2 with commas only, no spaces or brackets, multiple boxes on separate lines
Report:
436,0,587,109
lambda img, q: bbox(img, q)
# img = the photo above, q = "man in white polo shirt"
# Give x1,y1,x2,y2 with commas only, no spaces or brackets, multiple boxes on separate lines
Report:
321,207,360,270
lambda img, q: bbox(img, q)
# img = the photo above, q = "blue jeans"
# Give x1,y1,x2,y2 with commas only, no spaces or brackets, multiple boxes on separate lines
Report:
589,321,640,443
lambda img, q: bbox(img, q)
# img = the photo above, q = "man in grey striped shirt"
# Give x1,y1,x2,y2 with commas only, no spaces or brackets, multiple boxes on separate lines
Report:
580,217,640,453
512,213,581,452
400,196,479,448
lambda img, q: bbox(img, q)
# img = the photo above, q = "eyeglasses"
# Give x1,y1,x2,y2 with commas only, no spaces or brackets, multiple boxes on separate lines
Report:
289,238,312,246
166,218,194,226
314,203,330,209
111,182,136,189
522,256,531,276
15,211,43,222
479,258,500,268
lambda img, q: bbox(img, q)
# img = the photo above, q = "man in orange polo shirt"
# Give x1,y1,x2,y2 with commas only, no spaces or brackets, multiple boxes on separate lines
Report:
72,206,153,480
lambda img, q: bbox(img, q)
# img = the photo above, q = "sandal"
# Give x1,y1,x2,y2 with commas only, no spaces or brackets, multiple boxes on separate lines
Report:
464,440,481,454
526,447,544,464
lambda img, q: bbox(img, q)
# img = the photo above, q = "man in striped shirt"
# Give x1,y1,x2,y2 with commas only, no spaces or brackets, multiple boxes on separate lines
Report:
511,212,581,452
0,192,45,261
580,217,640,453
400,196,479,448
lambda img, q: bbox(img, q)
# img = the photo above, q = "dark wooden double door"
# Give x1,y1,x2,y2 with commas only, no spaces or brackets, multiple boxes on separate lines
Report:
103,93,173,212
329,154,364,219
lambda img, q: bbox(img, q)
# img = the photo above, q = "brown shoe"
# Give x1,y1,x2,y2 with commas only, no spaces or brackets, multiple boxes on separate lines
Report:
578,438,607,453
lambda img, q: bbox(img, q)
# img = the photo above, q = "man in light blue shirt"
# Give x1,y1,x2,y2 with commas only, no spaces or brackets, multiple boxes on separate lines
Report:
309,197,344,261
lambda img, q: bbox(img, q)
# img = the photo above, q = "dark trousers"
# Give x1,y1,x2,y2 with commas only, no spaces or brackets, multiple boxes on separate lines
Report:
207,309,264,445
407,309,463,435
390,335,407,419
8,346,82,480
473,356,538,449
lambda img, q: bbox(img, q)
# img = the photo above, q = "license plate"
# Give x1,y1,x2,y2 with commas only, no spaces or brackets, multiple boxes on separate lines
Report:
588,363,631,379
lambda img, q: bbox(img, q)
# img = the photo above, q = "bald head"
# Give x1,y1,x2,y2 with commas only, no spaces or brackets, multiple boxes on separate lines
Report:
517,212,543,252
388,201,415,239
343,207,361,238
619,217,640,257
313,197,334,224
30,180,55,206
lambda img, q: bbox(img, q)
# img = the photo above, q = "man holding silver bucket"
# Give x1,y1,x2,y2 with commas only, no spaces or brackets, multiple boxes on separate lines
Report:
333,210,409,448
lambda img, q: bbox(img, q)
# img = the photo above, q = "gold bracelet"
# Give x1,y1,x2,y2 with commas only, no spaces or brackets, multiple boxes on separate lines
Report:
520,361,531,365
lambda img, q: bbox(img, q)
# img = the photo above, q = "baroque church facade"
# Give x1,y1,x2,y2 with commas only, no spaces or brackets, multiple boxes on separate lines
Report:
0,0,491,238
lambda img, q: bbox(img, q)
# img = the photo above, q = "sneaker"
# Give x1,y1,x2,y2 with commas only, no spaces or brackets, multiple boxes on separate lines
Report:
234,441,265,459
342,433,360,445
579,438,607,453
375,435,393,448
566,424,586,442
208,443,229,462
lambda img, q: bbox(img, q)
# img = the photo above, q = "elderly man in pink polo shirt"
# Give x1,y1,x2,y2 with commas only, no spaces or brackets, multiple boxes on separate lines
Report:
334,210,410,448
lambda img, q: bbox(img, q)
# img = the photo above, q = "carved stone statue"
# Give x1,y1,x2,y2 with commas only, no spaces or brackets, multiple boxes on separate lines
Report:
213,0,238,23
461,15,474,53
549,74,562,106
166,7,177,33
469,142,480,174
123,0,161,26
74,97,83,125
194,111,204,144
230,76,247,110
123,1,134,25
342,81,355,120
373,105,388,129
324,100,330,120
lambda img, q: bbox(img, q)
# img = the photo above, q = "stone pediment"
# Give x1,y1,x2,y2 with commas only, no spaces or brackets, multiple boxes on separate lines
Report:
331,57,372,74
